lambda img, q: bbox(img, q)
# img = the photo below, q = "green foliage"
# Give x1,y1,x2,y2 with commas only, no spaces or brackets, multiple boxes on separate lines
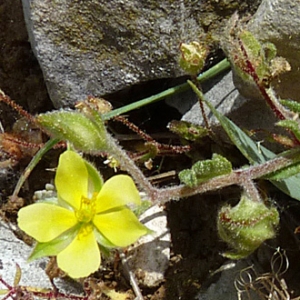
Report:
103,59,230,119
179,153,232,188
168,120,208,141
179,41,208,75
218,194,279,259
202,93,300,201
28,225,79,261
266,161,300,180
280,99,300,113
231,30,290,86
277,119,300,141
37,110,108,152
236,30,274,82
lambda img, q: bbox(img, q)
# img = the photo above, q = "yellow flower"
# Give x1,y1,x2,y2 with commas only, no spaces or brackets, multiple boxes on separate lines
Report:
18,150,149,278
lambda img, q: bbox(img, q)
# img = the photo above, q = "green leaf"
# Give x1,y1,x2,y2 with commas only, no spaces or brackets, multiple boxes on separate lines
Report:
238,30,271,80
204,98,275,164
266,161,300,180
277,119,300,141
28,225,79,261
85,160,103,193
133,200,152,217
179,153,232,187
37,111,108,152
203,95,300,201
168,120,208,141
280,99,300,113
239,30,264,58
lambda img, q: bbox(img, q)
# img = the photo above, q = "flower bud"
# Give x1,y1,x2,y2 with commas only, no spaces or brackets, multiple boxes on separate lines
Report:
217,194,279,259
179,41,208,75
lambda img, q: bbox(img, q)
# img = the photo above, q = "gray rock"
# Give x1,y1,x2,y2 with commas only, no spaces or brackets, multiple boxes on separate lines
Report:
196,260,261,300
182,71,245,124
127,205,170,288
181,70,287,153
0,221,83,297
182,71,277,133
22,0,260,108
0,221,51,290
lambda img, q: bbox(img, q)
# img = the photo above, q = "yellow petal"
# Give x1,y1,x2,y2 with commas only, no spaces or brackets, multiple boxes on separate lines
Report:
96,175,141,213
55,150,88,210
93,207,148,247
18,203,77,243
57,226,100,278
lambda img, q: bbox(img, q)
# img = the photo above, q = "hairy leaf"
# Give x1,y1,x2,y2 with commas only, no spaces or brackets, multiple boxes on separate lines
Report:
265,161,300,180
37,110,107,152
179,153,232,187
280,99,300,113
168,120,208,141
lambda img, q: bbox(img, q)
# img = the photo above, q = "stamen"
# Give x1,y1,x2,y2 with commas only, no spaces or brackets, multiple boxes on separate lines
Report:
75,195,97,223
77,224,93,239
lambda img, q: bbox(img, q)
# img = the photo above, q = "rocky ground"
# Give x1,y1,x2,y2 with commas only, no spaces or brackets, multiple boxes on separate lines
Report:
1,1,300,300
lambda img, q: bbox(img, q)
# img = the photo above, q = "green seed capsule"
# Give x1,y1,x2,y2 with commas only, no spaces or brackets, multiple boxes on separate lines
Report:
217,194,279,259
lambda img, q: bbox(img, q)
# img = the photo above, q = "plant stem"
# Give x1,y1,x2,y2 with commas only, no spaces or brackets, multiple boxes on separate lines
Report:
119,251,143,300
11,138,60,200
155,155,293,204
240,177,262,202
105,120,300,204
191,75,211,132
106,134,159,200
103,59,230,120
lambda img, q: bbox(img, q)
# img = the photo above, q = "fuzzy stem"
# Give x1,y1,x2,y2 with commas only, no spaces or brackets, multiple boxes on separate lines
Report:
106,133,159,201
154,154,299,204
191,75,212,133
240,177,262,203
105,126,300,203
0,90,36,124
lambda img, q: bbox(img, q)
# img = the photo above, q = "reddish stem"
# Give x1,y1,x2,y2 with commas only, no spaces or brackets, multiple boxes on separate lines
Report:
237,38,300,145
238,38,285,121
113,115,190,154
0,93,36,125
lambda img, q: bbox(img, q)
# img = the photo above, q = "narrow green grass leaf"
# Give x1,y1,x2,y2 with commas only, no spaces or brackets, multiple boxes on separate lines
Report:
103,59,230,120
266,162,300,180
200,87,300,201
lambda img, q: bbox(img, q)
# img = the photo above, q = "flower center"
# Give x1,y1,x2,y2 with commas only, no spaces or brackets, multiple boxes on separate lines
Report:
75,193,97,223
77,223,93,240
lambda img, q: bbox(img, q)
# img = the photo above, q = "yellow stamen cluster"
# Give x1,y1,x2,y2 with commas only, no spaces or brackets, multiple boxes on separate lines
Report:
75,195,97,223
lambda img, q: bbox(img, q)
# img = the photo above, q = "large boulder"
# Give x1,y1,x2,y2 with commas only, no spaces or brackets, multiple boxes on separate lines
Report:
22,0,260,108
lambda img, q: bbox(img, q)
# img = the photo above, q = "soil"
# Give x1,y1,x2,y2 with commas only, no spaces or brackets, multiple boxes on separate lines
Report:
1,1,300,300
